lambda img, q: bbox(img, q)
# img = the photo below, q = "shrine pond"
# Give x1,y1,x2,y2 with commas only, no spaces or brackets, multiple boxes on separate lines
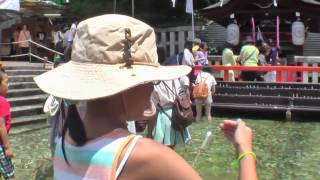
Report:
10,117,320,180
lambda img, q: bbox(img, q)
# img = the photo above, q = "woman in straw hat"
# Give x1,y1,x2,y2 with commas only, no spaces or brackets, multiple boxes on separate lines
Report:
34,14,257,180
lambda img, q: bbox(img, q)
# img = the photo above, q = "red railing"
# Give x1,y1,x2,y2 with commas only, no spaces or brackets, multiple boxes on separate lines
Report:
195,65,320,82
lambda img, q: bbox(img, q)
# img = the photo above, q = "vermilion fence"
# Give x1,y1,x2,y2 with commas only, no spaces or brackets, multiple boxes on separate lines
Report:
195,65,320,83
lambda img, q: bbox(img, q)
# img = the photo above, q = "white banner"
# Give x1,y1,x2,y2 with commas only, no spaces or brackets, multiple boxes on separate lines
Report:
186,0,193,14
0,0,20,11
171,0,176,8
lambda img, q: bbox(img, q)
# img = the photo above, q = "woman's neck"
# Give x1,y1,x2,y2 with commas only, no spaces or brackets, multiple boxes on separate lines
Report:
82,95,128,140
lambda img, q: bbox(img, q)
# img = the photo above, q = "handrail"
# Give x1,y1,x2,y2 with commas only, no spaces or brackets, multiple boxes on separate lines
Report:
30,53,54,64
0,40,64,56
195,65,320,71
195,65,320,82
29,40,64,56
0,40,63,64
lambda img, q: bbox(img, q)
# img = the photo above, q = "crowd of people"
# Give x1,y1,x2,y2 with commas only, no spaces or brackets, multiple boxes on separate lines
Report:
33,14,257,180
0,14,259,179
8,22,77,64
50,22,77,66
9,24,31,61
222,36,281,82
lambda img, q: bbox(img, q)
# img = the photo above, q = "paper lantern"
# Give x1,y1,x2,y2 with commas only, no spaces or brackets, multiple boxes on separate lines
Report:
226,23,239,45
292,21,305,45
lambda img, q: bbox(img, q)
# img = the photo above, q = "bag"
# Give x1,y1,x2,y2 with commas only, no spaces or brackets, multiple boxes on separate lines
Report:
192,74,209,99
240,48,257,65
169,52,184,65
160,81,193,131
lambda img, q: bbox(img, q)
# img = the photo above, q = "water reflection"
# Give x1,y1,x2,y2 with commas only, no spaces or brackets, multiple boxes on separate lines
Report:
9,119,320,180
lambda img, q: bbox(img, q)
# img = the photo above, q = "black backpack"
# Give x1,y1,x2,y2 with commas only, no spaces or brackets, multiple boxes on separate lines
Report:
158,81,194,131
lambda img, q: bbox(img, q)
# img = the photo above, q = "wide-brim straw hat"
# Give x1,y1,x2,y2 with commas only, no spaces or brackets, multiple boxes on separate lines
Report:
34,14,191,100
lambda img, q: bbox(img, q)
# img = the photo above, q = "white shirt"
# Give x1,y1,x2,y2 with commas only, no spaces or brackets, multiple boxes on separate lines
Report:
152,79,184,108
67,23,77,42
179,75,190,87
53,31,63,45
182,48,195,67
195,71,217,96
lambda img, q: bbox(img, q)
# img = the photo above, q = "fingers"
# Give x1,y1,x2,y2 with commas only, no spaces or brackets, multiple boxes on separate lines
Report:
220,120,239,131
221,128,235,141
237,120,246,127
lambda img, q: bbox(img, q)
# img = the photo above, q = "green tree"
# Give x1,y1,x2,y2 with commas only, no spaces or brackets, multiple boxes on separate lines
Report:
68,0,219,26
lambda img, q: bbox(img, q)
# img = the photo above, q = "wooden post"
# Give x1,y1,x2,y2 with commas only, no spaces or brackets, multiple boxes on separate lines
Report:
224,70,229,81
312,63,318,83
113,0,117,13
303,62,308,83
287,70,293,82
276,70,281,82
132,0,135,17
169,32,175,57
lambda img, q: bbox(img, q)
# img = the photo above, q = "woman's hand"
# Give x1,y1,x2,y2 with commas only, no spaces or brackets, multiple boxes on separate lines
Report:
220,120,253,155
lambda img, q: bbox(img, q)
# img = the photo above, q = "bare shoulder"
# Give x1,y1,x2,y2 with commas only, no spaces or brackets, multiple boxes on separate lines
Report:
131,138,168,164
119,138,201,180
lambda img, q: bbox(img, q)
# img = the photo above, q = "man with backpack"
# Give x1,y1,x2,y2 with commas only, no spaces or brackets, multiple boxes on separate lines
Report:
193,65,217,123
237,36,260,81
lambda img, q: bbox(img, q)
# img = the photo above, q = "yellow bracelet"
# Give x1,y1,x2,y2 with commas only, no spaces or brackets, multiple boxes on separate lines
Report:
238,151,256,161
231,151,256,169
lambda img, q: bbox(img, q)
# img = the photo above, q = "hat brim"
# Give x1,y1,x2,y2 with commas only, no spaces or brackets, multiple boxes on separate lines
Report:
34,61,191,100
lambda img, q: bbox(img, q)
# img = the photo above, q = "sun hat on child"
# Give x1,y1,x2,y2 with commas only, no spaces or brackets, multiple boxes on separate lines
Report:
34,14,191,100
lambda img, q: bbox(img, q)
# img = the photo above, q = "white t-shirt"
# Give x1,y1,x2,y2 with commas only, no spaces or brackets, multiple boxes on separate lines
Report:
152,78,185,108
67,23,77,42
53,31,63,45
195,71,217,96
182,48,195,67
179,75,190,87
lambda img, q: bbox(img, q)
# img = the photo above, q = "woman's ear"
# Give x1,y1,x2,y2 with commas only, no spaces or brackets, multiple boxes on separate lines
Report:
141,100,157,120
121,83,154,120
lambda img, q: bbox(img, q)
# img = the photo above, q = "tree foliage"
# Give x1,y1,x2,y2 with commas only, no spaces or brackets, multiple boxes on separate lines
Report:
68,0,219,26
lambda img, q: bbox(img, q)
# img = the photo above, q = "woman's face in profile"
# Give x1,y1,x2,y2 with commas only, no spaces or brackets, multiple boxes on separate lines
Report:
122,83,154,120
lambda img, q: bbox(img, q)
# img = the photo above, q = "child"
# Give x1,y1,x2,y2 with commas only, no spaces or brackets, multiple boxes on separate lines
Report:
194,65,217,123
0,68,14,179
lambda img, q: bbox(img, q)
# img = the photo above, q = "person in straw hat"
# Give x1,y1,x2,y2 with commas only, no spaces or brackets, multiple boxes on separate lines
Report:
34,14,257,180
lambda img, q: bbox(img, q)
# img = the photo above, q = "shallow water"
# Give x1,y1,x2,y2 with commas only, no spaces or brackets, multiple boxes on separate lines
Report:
9,118,320,180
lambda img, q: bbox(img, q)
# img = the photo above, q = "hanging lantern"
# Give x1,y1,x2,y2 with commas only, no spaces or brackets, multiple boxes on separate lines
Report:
226,23,239,45
292,20,305,45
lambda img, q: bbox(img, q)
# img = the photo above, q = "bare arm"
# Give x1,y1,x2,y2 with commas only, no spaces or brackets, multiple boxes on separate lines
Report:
211,85,216,95
120,138,202,180
0,117,13,159
220,120,258,180
237,53,244,63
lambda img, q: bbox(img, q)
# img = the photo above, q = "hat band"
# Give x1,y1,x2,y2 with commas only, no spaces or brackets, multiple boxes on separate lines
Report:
120,61,160,68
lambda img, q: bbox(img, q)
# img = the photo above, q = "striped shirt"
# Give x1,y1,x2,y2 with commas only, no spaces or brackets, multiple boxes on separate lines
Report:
54,129,138,180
